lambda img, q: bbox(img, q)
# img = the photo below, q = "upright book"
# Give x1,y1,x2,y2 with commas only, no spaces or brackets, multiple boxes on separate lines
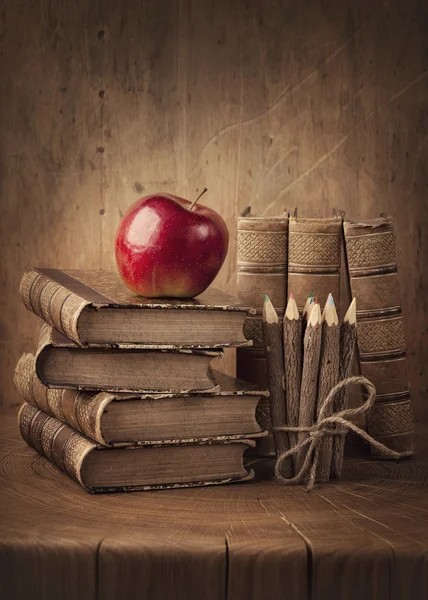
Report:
343,216,414,457
236,208,289,311
236,208,288,386
18,403,255,493
236,208,288,456
15,353,267,445
20,268,254,348
287,216,342,311
33,324,220,393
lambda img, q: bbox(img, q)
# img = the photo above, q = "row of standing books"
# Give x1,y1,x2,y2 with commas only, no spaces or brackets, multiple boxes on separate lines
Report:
236,211,414,458
16,268,268,492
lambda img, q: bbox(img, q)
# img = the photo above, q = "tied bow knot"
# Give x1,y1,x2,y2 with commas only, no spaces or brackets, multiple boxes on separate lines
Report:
272,376,402,492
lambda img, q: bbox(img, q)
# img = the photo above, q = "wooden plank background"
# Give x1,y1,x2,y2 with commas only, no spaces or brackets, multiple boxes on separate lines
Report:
0,0,427,420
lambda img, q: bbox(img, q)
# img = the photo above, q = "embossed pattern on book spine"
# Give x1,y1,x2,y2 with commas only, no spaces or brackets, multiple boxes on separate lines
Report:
237,215,288,311
343,217,414,457
20,268,88,344
287,217,342,311
237,214,288,458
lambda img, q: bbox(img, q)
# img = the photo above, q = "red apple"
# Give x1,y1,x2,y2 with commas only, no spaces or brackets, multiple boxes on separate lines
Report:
115,192,229,298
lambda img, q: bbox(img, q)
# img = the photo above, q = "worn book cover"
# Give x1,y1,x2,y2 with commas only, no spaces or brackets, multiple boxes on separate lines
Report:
20,267,254,347
34,323,221,394
236,209,288,458
18,403,256,493
343,216,414,457
287,216,342,311
15,353,268,446
237,209,289,311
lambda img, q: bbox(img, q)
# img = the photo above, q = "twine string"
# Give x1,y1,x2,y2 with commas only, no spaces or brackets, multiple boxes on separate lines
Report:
273,376,402,492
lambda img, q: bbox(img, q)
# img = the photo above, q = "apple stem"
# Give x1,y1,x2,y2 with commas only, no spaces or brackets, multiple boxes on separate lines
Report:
189,187,208,211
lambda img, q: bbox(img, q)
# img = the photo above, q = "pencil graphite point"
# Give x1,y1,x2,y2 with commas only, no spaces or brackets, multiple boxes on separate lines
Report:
303,293,315,317
285,293,300,321
321,293,332,321
344,297,357,325
324,294,339,326
263,295,278,324
308,301,322,326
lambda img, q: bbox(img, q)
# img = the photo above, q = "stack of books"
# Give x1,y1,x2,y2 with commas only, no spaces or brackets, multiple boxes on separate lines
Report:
15,268,268,493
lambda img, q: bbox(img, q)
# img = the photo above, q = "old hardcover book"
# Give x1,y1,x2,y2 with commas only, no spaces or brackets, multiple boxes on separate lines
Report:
18,403,255,493
237,210,289,311
238,309,274,388
343,216,415,457
15,353,267,445
288,216,342,311
34,324,220,393
236,209,288,456
20,268,254,348
236,346,276,457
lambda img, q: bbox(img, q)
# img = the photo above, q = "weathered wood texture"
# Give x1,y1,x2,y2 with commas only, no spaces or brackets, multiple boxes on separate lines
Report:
332,319,358,477
0,0,427,417
297,313,322,471
317,323,340,482
1,408,428,599
262,312,292,476
283,316,302,464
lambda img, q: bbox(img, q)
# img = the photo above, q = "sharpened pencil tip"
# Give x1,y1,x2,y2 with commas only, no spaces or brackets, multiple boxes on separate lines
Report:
323,294,339,325
308,301,322,326
285,293,299,321
263,295,279,324
344,297,357,325
290,292,295,300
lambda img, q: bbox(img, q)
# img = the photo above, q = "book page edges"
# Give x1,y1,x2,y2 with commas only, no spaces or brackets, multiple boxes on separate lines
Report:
88,470,255,494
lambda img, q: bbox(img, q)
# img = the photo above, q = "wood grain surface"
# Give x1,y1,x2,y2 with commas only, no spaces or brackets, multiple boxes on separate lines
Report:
1,408,428,600
0,0,427,423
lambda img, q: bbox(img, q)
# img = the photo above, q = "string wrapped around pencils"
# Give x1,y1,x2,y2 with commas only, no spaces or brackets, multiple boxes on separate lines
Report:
274,375,401,492
260,292,401,491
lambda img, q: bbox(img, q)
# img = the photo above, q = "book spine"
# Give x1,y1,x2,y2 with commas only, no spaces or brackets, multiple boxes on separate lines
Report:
236,214,288,457
18,403,96,488
343,217,415,457
14,354,110,445
19,268,89,344
236,346,276,457
237,216,289,311
287,217,342,311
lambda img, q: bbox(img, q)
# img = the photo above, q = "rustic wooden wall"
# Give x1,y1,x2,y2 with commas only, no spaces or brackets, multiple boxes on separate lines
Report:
1,0,427,420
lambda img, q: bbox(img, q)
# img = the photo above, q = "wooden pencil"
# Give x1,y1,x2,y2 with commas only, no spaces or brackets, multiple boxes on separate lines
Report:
296,301,322,473
302,292,315,318
316,293,340,482
302,292,314,338
262,295,293,477
330,298,357,478
283,292,302,474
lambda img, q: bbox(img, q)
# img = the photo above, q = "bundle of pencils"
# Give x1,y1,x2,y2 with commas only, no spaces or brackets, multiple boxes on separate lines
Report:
262,293,357,483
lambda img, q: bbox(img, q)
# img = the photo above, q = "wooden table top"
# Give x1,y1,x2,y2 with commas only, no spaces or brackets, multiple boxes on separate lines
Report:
1,407,427,600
